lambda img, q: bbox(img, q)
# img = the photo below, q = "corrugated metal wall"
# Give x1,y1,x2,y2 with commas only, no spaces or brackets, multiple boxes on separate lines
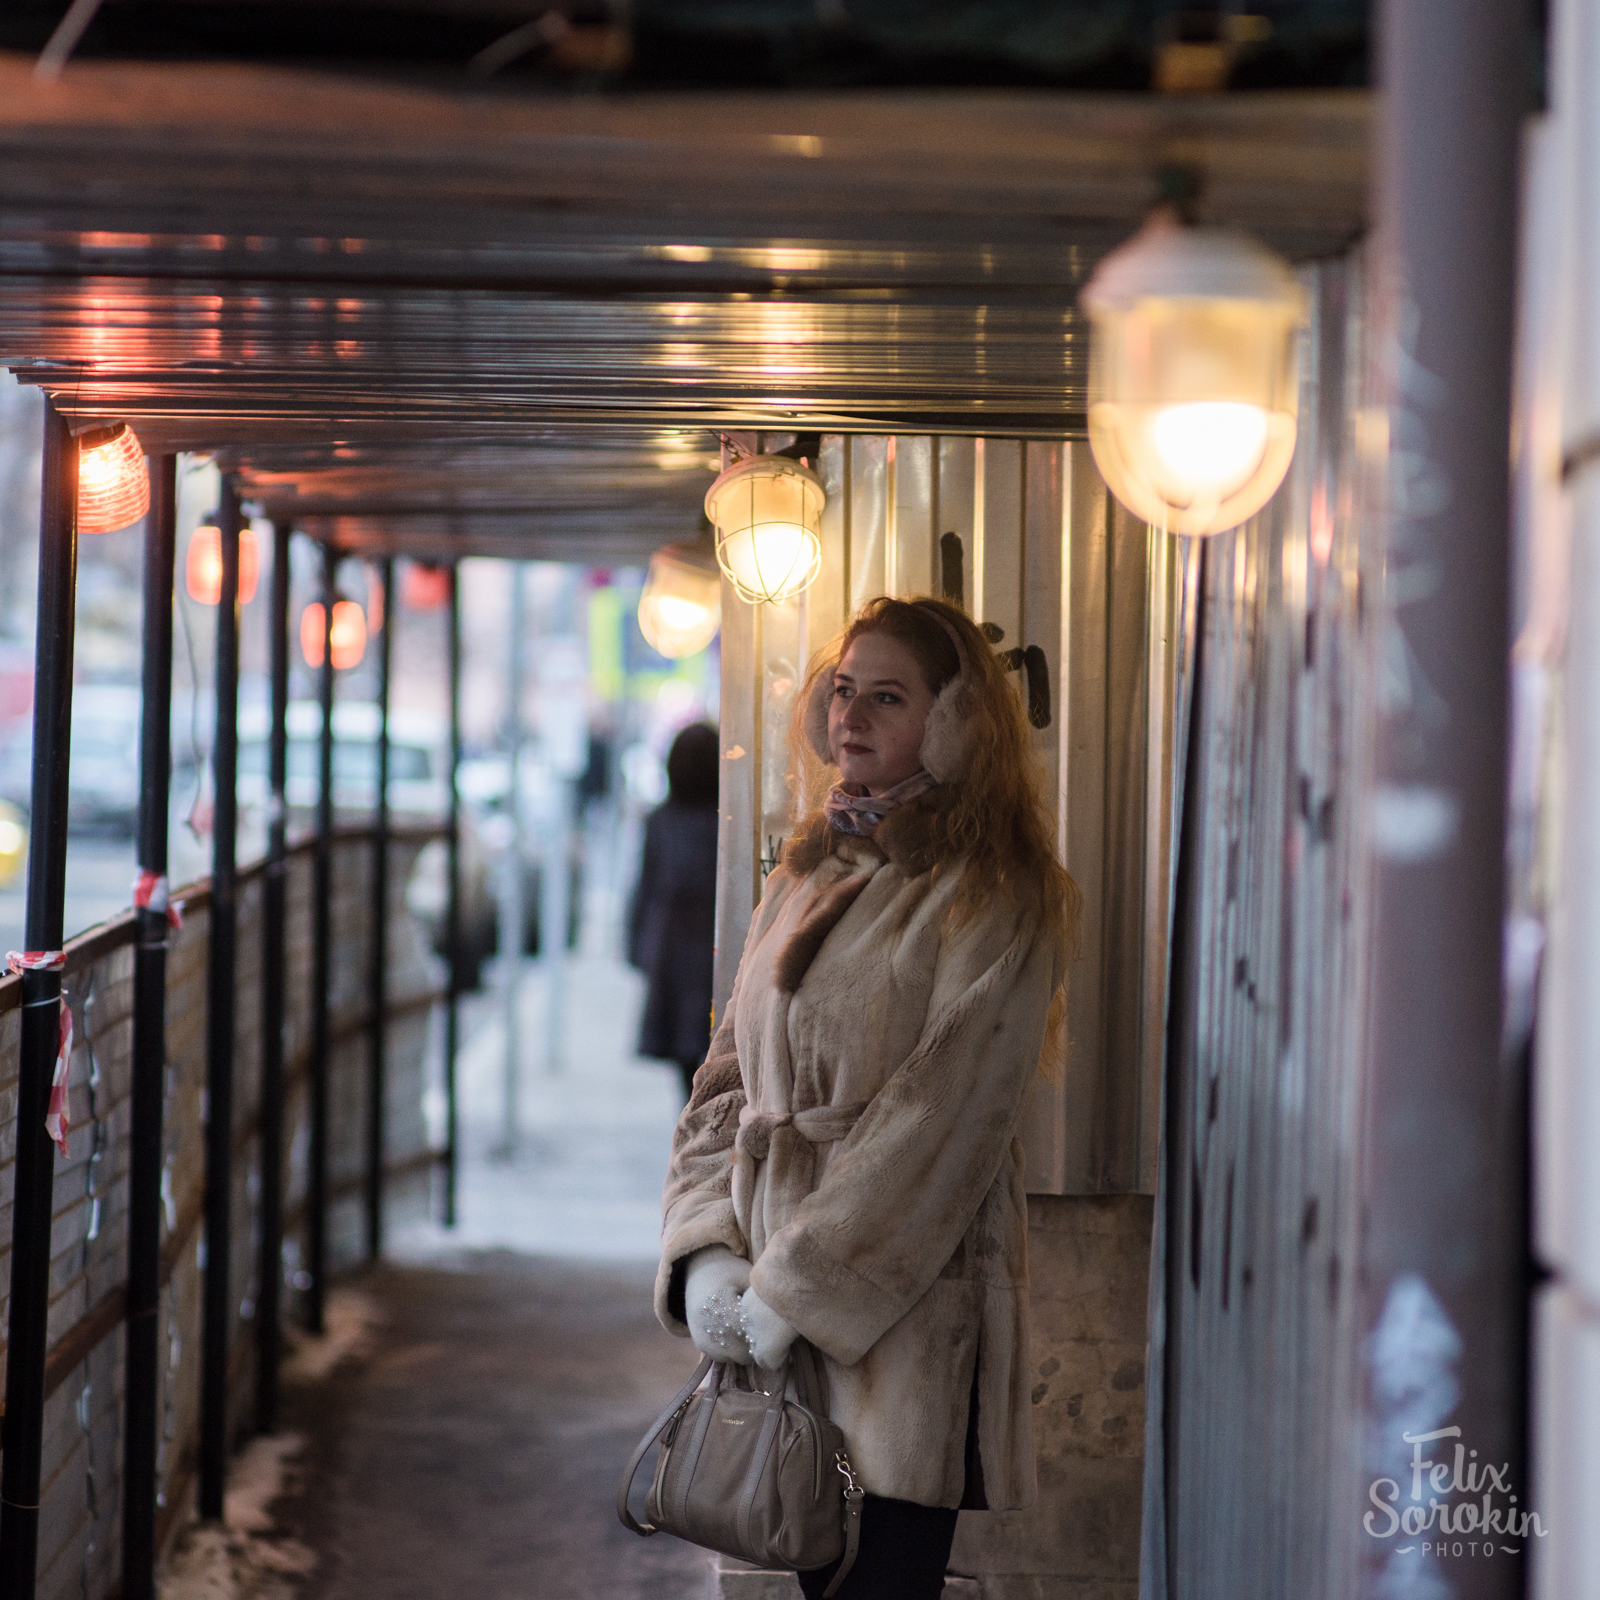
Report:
1143,258,1372,1600
712,433,1189,1198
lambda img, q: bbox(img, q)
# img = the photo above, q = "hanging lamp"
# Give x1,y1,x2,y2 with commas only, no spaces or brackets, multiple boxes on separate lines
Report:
76,423,150,534
185,518,261,605
704,453,824,604
401,561,451,611
301,599,367,670
638,541,721,657
1081,213,1305,536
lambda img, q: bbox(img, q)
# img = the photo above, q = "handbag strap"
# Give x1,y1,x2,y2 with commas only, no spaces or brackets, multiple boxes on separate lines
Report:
617,1354,714,1537
821,1460,865,1600
787,1338,831,1413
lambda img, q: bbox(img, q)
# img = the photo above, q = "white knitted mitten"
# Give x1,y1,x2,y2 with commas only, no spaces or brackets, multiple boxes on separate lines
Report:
684,1246,753,1363
738,1288,798,1369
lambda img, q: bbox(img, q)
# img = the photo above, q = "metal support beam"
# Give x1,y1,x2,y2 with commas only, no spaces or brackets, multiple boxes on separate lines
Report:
1361,0,1524,1595
256,519,292,1432
498,562,525,1156
122,452,175,1600
199,479,242,1520
444,564,461,1227
366,557,393,1260
307,542,336,1330
0,398,79,1600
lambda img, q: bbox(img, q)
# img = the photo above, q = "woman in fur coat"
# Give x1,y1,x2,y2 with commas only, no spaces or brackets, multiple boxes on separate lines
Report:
656,596,1079,1600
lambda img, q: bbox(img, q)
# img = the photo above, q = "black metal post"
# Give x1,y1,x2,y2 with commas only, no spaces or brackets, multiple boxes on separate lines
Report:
0,400,79,1599
256,520,291,1433
1360,1,1523,1596
307,542,336,1330
365,557,393,1261
199,480,241,1520
444,566,461,1227
122,453,174,1600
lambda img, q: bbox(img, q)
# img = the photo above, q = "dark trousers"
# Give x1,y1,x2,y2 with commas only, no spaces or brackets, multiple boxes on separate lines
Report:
796,1495,960,1600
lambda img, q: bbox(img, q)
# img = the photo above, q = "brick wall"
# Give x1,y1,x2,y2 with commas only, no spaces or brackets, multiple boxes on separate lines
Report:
0,824,444,1599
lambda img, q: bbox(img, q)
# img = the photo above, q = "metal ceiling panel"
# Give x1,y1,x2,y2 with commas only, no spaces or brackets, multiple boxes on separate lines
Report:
0,55,1369,556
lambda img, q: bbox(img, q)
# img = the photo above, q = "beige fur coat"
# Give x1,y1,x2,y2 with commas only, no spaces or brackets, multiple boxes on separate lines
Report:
655,794,1065,1510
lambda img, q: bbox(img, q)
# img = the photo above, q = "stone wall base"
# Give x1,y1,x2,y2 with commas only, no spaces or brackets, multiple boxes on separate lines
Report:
705,1555,981,1598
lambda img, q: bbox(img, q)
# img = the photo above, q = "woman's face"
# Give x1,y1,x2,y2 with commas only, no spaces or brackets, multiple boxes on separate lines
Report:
828,631,938,795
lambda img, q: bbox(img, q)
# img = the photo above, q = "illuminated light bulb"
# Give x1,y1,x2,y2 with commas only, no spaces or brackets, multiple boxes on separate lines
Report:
1146,401,1272,497
1081,213,1305,536
301,600,367,670
704,454,824,604
185,520,261,605
638,542,722,658
77,423,150,534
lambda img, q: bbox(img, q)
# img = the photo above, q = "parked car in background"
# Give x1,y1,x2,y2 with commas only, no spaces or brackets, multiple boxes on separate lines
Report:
0,684,143,834
237,700,450,816
0,799,26,888
236,700,495,989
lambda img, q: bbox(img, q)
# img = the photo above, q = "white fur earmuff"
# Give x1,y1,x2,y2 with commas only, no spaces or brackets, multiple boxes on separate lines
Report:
804,667,833,764
917,672,975,783
917,611,975,782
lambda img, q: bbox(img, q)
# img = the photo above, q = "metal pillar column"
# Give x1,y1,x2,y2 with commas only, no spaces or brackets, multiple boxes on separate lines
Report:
443,565,461,1226
0,400,79,1598
1361,0,1524,1595
122,452,175,1599
256,520,291,1431
199,480,242,1519
498,563,525,1155
307,542,336,1330
365,557,393,1259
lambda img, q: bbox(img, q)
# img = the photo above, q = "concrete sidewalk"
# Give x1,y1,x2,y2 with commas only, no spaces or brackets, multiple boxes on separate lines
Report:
393,949,688,1262
290,1256,712,1600
278,949,717,1599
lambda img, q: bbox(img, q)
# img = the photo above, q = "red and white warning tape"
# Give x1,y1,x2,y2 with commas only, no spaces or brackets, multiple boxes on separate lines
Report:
132,869,184,929
7,950,66,972
6,949,72,1156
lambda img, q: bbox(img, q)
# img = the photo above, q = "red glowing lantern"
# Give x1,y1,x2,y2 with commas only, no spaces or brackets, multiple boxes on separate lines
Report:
185,521,260,606
301,600,367,670
77,423,150,534
401,561,451,611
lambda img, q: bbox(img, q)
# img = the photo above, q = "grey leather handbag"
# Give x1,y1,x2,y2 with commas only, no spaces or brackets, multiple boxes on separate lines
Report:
618,1341,864,1596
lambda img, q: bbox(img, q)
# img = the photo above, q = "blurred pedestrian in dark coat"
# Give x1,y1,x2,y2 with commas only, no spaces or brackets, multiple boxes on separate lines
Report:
629,722,719,1099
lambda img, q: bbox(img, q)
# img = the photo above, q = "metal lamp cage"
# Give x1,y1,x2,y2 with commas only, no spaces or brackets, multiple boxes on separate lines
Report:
705,454,825,604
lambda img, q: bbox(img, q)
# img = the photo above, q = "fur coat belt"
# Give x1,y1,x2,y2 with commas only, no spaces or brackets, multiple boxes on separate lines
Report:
656,794,1065,1510
732,1102,868,1252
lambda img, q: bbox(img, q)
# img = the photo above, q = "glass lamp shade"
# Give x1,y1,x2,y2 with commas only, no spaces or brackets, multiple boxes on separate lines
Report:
77,424,150,534
401,561,452,611
704,455,824,604
1082,215,1305,536
185,521,261,605
301,600,367,670
638,542,721,658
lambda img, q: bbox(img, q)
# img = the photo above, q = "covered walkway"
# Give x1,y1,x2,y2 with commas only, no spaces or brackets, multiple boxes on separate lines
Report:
0,8,1558,1600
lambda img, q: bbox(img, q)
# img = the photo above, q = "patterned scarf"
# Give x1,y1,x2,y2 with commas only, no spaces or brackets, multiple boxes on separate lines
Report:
823,769,940,837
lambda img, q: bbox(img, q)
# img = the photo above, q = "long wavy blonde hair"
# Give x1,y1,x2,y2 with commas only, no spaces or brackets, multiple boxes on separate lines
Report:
783,596,1081,966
